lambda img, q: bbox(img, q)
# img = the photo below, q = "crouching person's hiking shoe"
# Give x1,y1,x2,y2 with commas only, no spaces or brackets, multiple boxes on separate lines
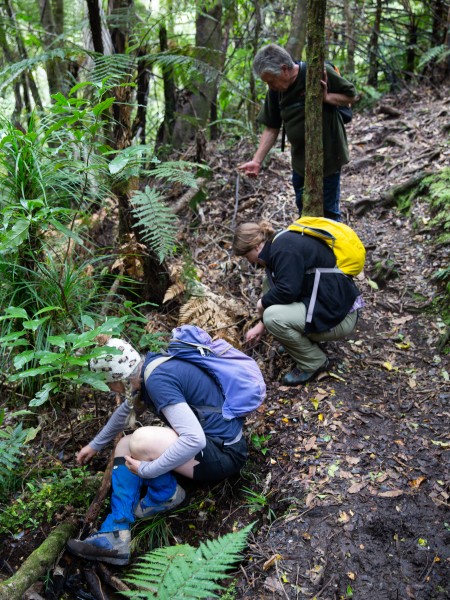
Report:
67,529,131,566
134,484,186,519
282,359,330,386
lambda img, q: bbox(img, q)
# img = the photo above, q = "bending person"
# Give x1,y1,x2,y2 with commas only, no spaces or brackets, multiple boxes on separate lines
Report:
67,337,247,565
233,221,363,385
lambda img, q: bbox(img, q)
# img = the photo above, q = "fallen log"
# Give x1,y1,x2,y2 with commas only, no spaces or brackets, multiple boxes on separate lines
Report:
0,521,76,600
353,169,433,215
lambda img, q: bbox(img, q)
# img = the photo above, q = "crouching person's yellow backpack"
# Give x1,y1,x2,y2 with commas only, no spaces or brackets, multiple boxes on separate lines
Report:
287,216,366,276
285,217,366,324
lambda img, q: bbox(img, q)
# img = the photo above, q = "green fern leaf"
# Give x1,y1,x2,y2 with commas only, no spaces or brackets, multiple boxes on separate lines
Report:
417,44,450,69
130,187,178,263
148,160,207,188
123,524,253,599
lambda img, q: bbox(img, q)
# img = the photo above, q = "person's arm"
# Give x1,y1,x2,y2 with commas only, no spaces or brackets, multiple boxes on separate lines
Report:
321,65,357,108
133,402,206,479
238,126,280,177
76,399,133,466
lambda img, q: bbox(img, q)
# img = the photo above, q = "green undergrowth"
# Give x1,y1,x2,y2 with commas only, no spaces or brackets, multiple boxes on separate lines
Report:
397,167,450,341
0,467,100,536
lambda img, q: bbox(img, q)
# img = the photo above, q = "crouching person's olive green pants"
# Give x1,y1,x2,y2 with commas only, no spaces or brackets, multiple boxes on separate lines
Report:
263,302,358,373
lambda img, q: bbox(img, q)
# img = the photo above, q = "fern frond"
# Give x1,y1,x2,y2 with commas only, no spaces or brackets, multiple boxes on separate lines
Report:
89,53,137,85
123,524,253,599
130,187,178,263
417,44,450,69
163,281,186,303
178,294,241,347
0,49,73,92
148,160,206,188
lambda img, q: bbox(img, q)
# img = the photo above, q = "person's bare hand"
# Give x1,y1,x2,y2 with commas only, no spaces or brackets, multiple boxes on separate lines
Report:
124,455,141,475
245,321,265,345
238,160,261,177
76,445,97,465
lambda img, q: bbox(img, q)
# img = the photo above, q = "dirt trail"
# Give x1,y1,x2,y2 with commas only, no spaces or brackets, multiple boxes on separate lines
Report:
200,89,450,599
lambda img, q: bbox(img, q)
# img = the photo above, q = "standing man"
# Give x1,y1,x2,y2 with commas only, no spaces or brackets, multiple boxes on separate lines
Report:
239,44,357,221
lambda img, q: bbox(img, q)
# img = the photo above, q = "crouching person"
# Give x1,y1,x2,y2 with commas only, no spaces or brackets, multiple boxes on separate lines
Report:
233,221,363,385
67,337,248,565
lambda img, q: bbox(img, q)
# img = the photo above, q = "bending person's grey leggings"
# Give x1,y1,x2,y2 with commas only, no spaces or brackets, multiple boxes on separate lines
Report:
263,302,358,372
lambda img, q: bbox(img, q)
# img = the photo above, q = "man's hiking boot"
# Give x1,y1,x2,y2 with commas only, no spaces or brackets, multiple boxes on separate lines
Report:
134,484,186,519
282,359,329,386
67,529,131,565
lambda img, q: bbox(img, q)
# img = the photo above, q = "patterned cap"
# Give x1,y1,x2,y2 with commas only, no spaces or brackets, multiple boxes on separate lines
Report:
89,338,141,382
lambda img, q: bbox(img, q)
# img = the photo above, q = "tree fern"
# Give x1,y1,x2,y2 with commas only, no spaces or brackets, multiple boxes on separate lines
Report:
123,524,253,599
130,186,178,263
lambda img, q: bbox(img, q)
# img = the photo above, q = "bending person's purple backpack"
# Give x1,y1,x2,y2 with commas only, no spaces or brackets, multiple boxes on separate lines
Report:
148,325,266,420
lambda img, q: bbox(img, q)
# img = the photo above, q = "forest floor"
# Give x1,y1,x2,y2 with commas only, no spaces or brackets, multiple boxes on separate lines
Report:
1,88,449,600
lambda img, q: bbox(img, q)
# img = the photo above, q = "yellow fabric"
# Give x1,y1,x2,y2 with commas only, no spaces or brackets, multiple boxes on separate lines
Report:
287,217,366,276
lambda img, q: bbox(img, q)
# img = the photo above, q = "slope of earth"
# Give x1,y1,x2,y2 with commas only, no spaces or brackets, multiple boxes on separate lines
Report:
191,88,449,600
0,89,448,600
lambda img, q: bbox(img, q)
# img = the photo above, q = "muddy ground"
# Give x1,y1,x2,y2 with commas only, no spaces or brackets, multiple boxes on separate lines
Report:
1,88,449,599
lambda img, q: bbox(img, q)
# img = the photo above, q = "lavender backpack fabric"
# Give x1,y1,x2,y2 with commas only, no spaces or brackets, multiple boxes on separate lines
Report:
164,325,266,420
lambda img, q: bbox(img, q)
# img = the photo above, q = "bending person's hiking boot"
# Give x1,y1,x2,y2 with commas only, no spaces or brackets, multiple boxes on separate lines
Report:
134,483,186,519
67,530,131,565
282,359,329,386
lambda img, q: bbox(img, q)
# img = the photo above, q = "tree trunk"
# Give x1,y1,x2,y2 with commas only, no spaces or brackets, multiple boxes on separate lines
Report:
38,0,69,97
303,0,326,217
367,0,382,88
248,1,263,128
285,0,307,60
430,0,450,81
344,0,355,74
106,0,170,305
4,0,42,109
172,1,223,149
404,13,418,80
155,24,176,151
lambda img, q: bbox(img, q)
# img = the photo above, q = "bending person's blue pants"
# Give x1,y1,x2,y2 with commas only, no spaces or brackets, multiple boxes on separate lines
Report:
292,170,341,221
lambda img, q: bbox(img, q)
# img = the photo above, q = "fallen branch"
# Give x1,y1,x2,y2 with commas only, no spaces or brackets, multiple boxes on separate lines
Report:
79,433,122,537
97,563,131,593
172,178,208,214
0,522,76,600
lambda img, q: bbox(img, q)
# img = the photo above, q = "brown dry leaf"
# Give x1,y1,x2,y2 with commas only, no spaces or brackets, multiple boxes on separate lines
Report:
378,489,403,498
304,436,317,452
305,492,316,507
263,554,283,571
408,476,426,489
348,481,367,494
263,576,285,594
345,456,361,465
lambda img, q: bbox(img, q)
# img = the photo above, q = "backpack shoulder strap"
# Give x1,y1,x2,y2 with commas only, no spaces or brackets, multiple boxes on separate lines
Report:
298,60,306,89
144,355,173,382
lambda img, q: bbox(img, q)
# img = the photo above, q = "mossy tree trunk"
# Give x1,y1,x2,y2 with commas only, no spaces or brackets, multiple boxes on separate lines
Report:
105,0,170,304
303,0,326,217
